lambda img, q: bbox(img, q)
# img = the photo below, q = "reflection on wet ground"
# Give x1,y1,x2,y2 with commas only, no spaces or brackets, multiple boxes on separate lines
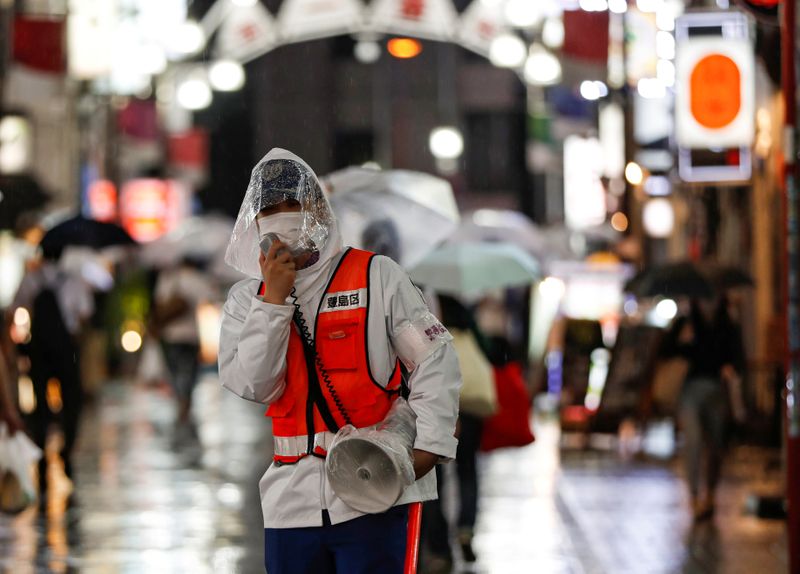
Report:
0,374,788,573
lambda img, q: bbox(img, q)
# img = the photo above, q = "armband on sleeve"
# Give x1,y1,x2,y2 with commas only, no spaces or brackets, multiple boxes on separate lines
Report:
393,312,453,370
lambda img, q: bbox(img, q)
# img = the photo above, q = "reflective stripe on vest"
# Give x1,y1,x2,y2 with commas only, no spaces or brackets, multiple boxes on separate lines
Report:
273,431,337,462
262,248,403,464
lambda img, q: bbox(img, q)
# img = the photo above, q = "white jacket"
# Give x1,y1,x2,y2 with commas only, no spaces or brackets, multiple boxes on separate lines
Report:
219,251,462,528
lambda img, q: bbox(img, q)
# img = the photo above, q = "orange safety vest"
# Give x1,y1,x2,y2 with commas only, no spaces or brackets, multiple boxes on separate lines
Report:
259,248,403,464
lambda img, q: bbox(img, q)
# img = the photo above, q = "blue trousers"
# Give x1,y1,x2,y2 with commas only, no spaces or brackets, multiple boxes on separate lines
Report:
264,505,409,574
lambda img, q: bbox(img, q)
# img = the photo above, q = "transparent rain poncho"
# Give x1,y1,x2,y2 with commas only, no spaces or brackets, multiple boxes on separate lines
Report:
225,148,336,279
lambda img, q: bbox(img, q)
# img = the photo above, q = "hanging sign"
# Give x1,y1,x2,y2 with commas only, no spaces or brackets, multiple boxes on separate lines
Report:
0,115,33,175
13,15,66,73
67,0,117,79
675,37,755,149
216,3,278,62
278,0,365,44
457,0,508,57
368,0,458,41
564,136,606,230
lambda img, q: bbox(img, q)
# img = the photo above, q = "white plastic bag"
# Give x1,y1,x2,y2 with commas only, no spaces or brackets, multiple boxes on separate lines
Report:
138,338,168,383
325,399,417,513
0,423,42,513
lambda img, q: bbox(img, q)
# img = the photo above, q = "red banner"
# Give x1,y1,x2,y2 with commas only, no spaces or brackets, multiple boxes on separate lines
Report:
563,10,610,64
13,16,66,73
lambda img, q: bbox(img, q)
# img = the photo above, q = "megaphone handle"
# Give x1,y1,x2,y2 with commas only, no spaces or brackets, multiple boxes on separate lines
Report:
403,502,423,574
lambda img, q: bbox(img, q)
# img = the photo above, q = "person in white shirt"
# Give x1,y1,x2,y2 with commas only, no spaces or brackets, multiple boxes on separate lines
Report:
218,148,461,573
153,258,216,429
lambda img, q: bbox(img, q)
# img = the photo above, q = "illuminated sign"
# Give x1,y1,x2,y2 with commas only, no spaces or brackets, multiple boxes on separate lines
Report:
675,11,753,183
564,136,606,230
0,115,32,175
675,37,754,149
118,179,188,242
86,179,117,222
67,0,116,79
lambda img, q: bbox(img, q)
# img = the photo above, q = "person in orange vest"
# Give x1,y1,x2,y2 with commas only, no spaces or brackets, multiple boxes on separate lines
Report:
219,149,462,573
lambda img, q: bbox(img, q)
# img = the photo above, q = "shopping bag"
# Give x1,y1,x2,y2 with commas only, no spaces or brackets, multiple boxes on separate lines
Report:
138,338,168,383
480,362,535,451
0,423,42,514
650,357,689,415
451,329,497,417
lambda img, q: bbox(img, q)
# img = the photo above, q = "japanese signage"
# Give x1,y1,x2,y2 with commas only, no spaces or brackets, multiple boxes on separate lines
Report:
368,0,458,41
320,288,368,313
278,0,364,44
216,2,277,62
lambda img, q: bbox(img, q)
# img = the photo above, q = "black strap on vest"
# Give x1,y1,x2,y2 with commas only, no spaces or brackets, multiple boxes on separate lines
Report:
293,312,341,442
257,280,342,457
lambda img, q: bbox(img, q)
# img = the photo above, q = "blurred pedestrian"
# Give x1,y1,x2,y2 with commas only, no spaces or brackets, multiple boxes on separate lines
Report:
16,256,92,506
218,149,461,574
361,218,402,264
423,294,496,571
151,257,215,434
0,328,24,434
661,297,746,521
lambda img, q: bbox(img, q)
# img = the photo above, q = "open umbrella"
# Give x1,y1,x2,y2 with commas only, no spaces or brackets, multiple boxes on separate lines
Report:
625,261,714,299
324,167,459,269
450,209,590,270
409,242,540,298
39,215,135,260
140,214,235,268
705,265,755,290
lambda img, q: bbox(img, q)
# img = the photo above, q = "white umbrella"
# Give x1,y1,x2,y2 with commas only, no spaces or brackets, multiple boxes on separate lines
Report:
409,242,541,298
451,209,573,266
140,214,235,268
140,214,246,285
324,167,460,269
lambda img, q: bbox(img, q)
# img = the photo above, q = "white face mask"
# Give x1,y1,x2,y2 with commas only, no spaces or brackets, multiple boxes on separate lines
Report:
257,212,306,256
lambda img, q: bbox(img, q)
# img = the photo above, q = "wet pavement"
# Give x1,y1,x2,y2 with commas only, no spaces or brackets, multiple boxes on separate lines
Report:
0,373,788,573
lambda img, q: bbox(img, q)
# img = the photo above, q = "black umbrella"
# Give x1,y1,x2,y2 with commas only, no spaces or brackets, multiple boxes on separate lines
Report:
625,261,714,299
0,174,50,230
705,265,755,290
39,215,136,260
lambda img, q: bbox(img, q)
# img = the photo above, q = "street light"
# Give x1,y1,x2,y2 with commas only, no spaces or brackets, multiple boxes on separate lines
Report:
177,75,213,110
387,38,422,59
580,80,608,100
642,198,675,238
429,127,464,160
139,44,167,76
625,161,644,185
608,0,628,13
209,60,246,91
505,0,542,28
524,45,561,85
354,40,381,64
489,34,527,68
542,18,564,49
169,20,206,58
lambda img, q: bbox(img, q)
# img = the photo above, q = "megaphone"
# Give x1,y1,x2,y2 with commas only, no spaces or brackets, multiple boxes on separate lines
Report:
326,399,417,514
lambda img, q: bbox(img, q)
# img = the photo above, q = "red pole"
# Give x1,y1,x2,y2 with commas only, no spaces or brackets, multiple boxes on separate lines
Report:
782,0,800,571
404,502,423,574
